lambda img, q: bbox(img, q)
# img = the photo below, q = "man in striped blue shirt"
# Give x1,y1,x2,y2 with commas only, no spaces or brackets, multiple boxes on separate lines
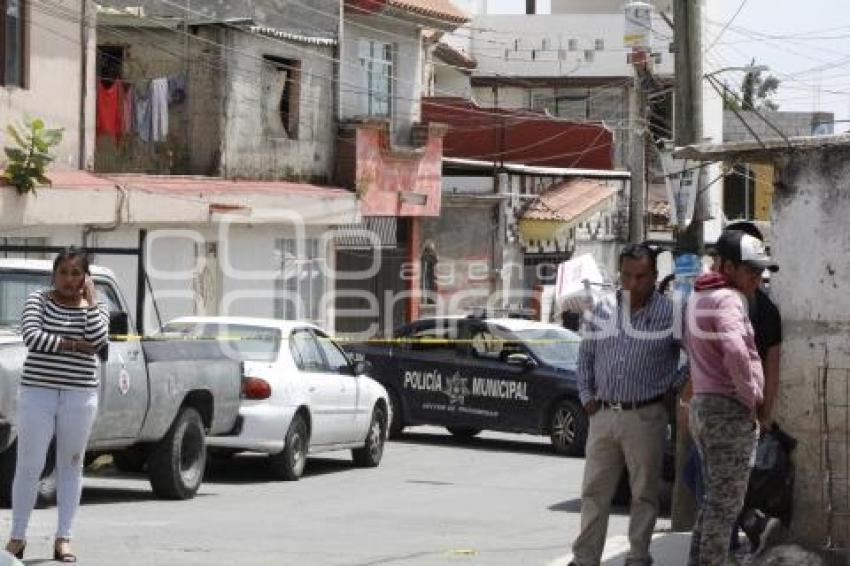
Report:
569,244,685,566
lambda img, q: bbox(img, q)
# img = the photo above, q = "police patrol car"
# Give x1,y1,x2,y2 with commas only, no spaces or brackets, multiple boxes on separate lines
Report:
344,314,588,456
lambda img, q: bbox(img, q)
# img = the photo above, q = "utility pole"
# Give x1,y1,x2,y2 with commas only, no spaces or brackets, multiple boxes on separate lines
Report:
671,0,704,532
629,62,647,244
673,0,704,254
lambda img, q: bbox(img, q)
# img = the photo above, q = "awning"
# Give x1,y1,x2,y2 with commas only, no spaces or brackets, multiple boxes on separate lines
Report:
519,179,617,243
334,217,398,250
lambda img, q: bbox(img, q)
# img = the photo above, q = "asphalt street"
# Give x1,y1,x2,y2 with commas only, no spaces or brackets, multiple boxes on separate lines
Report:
1,427,684,566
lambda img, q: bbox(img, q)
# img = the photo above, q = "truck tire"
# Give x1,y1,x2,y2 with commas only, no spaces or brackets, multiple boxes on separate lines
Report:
113,446,148,473
446,426,482,440
387,389,405,439
0,438,57,509
269,413,309,481
550,398,588,457
148,407,206,500
352,405,387,468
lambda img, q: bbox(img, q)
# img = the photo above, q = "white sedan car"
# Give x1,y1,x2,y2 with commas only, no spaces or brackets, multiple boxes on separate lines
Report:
159,317,390,480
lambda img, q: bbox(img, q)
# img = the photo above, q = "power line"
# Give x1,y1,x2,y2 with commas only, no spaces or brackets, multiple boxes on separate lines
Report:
704,0,748,54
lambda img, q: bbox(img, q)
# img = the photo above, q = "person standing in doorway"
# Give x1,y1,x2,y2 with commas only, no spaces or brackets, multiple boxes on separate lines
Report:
684,229,773,566
4,248,109,563
569,243,684,566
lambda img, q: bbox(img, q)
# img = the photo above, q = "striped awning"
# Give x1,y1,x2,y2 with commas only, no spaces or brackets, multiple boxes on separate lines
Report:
335,217,398,250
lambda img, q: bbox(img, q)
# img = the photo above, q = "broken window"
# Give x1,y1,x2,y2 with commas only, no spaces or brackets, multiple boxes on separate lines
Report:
0,0,27,87
262,55,300,139
358,39,393,118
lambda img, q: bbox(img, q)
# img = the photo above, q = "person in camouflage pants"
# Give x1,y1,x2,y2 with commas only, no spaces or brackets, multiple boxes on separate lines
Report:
688,395,759,565
684,229,774,566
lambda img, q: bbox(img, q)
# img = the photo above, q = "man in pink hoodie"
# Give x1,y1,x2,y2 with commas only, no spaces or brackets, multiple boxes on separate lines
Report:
684,229,774,566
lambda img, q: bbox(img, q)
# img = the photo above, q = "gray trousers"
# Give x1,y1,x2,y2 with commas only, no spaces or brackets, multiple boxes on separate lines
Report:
688,394,758,566
572,402,668,566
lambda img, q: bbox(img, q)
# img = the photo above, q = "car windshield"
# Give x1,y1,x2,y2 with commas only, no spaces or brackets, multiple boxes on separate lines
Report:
514,327,581,370
159,322,281,362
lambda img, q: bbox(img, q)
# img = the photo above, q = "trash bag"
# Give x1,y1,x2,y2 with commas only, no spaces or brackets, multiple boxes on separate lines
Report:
745,425,797,526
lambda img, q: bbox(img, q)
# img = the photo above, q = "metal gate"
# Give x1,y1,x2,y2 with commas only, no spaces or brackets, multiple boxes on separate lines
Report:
335,247,408,337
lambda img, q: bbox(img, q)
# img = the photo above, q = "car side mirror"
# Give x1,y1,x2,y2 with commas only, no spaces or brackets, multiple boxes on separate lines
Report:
354,360,373,376
109,311,130,339
506,352,537,370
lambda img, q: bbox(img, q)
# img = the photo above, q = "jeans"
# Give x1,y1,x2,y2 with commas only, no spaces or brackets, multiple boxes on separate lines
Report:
11,385,98,540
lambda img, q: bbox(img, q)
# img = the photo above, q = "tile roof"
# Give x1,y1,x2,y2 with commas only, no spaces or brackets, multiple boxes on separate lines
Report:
434,41,477,70
521,179,616,223
388,0,470,24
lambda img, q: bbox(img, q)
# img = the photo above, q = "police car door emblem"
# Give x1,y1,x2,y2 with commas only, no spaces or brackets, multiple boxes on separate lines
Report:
442,372,470,407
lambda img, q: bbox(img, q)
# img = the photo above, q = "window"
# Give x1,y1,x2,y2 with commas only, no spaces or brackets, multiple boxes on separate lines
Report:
0,0,26,87
0,270,48,327
314,331,352,375
724,165,756,221
275,239,326,325
290,329,326,372
262,55,300,139
555,88,589,121
402,321,461,355
97,45,125,84
357,39,393,118
0,237,46,259
159,323,281,362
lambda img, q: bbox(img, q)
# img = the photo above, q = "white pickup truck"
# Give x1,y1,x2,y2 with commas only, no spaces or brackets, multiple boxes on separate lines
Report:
0,259,243,505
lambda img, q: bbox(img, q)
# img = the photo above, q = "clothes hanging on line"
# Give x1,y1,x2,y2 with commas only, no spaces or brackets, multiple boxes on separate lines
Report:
151,77,170,142
96,81,123,141
134,82,152,143
96,76,174,143
168,73,187,105
121,83,135,136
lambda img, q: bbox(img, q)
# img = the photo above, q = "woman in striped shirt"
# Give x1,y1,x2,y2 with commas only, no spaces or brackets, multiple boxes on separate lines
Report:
5,248,109,563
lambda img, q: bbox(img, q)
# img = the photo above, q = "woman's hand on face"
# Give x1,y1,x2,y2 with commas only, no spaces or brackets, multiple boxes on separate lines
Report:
81,275,96,307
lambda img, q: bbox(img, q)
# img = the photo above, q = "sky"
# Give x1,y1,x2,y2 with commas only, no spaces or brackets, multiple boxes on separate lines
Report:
477,0,850,132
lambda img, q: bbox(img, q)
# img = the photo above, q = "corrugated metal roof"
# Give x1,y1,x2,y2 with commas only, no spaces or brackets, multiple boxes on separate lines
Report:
246,26,338,47
388,0,470,24
521,179,616,222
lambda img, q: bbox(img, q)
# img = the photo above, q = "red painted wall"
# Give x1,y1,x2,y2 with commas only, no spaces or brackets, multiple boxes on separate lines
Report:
422,97,614,170
337,121,447,217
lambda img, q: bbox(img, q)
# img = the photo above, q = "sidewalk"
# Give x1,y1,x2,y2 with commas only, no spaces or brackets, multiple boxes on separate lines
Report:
547,531,692,566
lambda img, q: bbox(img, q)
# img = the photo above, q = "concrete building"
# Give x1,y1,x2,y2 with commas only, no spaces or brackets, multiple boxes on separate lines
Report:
721,110,835,228
429,158,629,317
0,171,358,333
678,134,850,560
94,9,338,182
332,0,470,336
0,0,96,170
449,0,727,247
